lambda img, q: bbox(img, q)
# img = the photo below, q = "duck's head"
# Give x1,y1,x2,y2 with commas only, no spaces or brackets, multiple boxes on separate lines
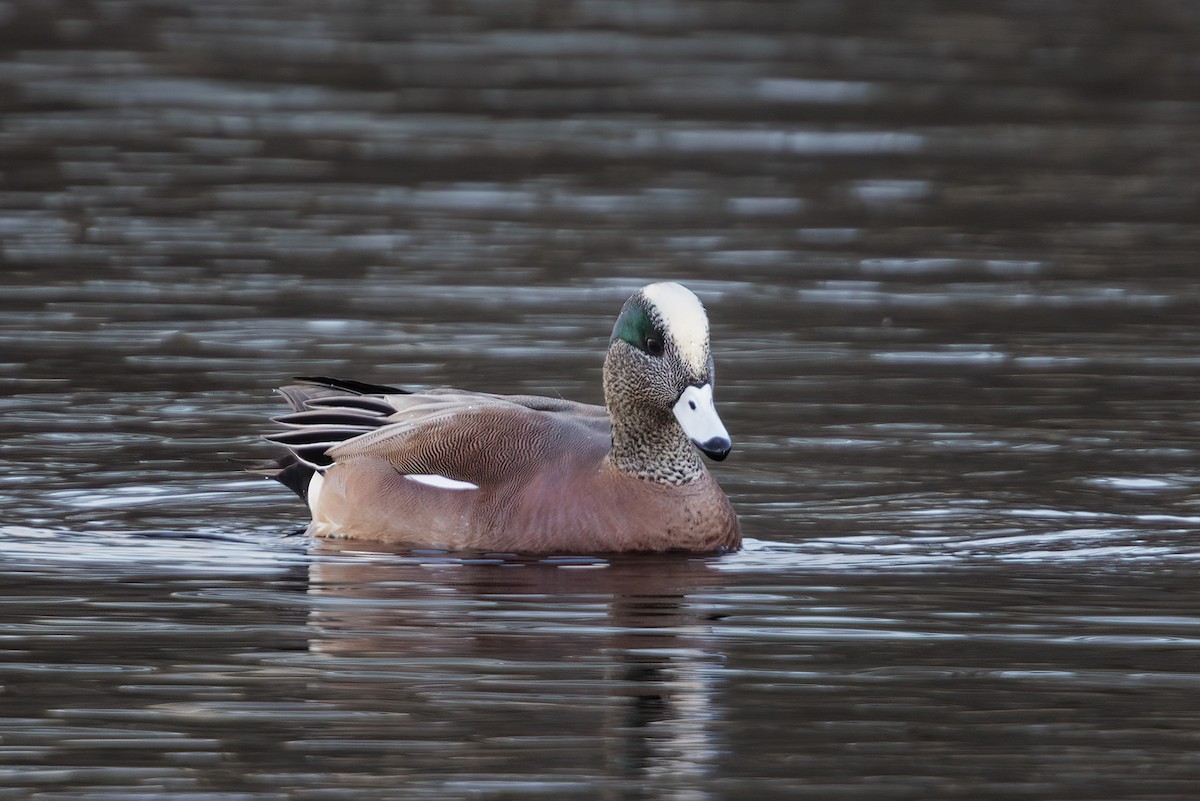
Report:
604,282,731,461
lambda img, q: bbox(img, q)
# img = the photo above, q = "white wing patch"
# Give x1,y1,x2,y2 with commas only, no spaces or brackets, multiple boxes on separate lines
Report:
405,474,479,491
642,282,710,375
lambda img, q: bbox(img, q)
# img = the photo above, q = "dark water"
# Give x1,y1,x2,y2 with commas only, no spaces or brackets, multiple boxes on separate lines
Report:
3,1,1200,798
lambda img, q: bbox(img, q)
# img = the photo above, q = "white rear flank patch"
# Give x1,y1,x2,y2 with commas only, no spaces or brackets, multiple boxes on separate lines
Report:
307,471,325,514
405,473,479,491
642,282,710,374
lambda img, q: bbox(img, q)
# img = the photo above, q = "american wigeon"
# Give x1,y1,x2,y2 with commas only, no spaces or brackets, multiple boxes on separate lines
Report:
258,282,740,553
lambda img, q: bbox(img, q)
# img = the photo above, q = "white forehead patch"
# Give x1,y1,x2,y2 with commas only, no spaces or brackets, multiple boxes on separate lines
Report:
642,282,709,374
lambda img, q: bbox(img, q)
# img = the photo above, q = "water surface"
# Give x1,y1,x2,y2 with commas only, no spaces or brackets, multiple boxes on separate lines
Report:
2,1,1200,798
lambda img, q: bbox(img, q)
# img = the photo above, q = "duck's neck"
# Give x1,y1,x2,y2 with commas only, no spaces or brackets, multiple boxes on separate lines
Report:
603,361,704,485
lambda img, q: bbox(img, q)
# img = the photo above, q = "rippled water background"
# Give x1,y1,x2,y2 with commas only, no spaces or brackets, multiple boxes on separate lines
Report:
3,2,1200,799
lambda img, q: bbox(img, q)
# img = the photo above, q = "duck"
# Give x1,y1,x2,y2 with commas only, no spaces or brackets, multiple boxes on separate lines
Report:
257,282,740,553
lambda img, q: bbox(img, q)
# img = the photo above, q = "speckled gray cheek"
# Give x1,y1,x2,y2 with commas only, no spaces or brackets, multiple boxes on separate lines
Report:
602,340,706,485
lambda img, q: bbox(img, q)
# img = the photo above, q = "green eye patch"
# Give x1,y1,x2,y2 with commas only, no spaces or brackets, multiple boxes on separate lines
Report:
610,303,663,355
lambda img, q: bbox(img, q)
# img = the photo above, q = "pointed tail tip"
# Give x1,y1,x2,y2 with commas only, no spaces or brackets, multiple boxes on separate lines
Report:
228,454,314,501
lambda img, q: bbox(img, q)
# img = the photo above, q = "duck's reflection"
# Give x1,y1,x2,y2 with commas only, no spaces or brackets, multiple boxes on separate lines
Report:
306,539,725,798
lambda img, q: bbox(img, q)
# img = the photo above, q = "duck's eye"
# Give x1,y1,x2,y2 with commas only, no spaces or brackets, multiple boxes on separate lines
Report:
644,334,664,357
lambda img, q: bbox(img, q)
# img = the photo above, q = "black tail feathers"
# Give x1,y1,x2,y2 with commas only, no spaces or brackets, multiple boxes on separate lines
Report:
243,377,406,501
